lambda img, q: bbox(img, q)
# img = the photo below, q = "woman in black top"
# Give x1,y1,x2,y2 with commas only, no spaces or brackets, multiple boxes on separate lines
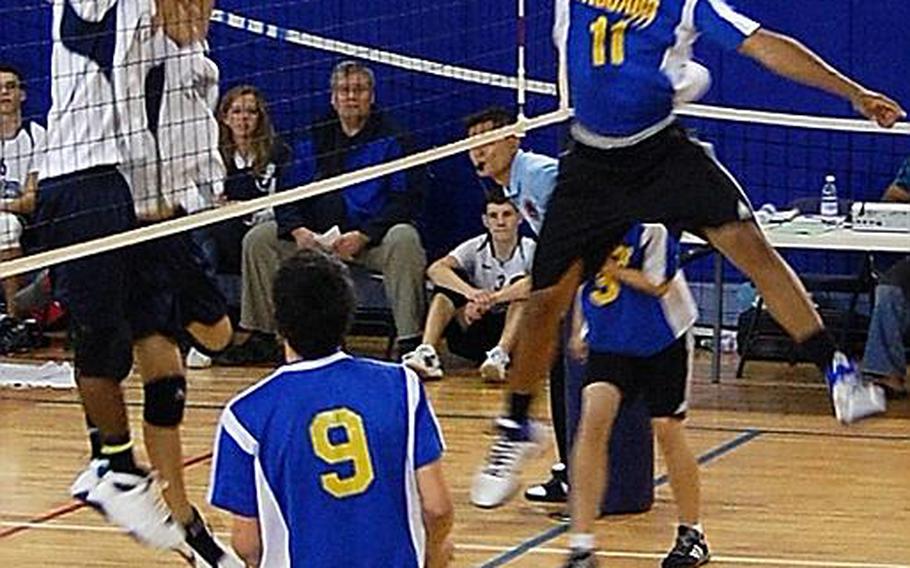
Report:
209,85,290,275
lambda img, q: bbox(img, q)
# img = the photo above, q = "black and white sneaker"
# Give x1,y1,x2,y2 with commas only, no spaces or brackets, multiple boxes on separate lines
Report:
662,525,710,568
402,343,444,380
525,462,568,503
562,548,599,567
178,508,244,567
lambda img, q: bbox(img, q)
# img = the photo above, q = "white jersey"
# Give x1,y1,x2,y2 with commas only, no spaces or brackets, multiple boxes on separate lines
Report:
126,35,225,217
46,0,157,179
0,121,46,198
449,234,536,293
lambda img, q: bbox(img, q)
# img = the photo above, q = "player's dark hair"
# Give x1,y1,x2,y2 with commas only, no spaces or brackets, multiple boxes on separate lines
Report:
274,249,355,359
0,64,24,86
484,186,516,210
464,106,514,131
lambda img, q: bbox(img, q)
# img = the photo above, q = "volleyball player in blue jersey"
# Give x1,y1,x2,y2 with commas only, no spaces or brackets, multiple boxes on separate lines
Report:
473,0,905,507
209,250,454,567
564,224,702,567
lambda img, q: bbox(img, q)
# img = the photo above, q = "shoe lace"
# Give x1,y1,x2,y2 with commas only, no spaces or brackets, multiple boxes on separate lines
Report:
482,434,523,477
672,528,703,555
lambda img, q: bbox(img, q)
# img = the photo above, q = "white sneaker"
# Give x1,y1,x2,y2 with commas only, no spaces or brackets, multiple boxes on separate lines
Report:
185,347,212,369
402,344,444,380
471,417,543,508
70,458,109,502
480,346,510,382
832,380,887,425
85,470,185,550
827,352,887,424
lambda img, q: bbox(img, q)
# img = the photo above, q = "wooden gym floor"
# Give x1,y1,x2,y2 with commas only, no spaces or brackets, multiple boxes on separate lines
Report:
0,339,908,567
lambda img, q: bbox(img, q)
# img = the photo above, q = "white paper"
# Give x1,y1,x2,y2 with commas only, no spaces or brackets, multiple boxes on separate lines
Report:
0,361,76,389
314,225,341,249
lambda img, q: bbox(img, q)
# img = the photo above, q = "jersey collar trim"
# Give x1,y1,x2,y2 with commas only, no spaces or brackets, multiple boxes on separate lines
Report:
282,350,351,372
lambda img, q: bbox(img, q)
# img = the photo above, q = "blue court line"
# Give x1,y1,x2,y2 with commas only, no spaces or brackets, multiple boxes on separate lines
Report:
478,428,763,568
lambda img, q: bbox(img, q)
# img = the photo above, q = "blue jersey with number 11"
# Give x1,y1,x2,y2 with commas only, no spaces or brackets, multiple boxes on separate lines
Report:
555,0,760,137
208,352,445,567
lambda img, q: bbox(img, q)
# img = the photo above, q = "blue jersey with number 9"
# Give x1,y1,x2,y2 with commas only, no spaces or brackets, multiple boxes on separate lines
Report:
555,0,760,138
209,352,444,567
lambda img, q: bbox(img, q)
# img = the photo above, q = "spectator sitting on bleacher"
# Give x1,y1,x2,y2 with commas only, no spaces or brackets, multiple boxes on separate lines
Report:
0,64,45,317
862,161,910,398
210,85,291,276
404,190,535,382
216,61,427,365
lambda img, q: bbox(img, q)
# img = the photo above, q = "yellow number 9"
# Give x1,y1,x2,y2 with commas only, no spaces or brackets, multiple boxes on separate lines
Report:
309,408,375,498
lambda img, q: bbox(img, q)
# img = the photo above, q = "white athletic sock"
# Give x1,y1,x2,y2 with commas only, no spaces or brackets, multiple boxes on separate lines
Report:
682,522,704,534
569,533,595,552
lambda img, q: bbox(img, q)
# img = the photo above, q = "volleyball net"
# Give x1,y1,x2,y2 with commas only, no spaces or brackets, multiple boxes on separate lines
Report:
0,0,908,291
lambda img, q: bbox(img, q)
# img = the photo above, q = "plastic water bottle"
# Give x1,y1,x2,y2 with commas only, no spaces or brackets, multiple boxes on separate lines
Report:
820,174,839,219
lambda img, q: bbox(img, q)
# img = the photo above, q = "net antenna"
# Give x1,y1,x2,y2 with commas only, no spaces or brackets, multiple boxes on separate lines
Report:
516,0,528,138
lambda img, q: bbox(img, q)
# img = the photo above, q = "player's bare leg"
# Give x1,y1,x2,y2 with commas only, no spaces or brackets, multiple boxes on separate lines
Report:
508,260,583,399
702,220,821,341
561,383,621,567
703,220,884,423
134,334,194,524
135,329,242,567
471,261,581,507
497,299,526,354
569,383,621,534
186,317,232,353
653,418,700,525
653,417,710,567
422,294,458,347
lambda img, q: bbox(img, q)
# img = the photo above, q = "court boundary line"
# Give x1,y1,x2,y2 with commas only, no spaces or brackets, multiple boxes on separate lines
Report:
462,543,910,568
477,429,762,567
0,451,212,540
3,520,905,568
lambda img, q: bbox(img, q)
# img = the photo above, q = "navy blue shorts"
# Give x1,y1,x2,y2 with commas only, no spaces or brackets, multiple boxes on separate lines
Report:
36,166,226,340
583,336,691,419
35,166,136,330
532,123,753,290
128,228,227,340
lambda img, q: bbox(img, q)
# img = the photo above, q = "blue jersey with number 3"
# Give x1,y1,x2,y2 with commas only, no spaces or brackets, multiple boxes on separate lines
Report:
582,224,698,356
555,0,760,137
208,352,444,567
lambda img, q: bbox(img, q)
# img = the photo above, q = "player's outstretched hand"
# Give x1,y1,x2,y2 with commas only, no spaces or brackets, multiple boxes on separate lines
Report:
853,90,906,128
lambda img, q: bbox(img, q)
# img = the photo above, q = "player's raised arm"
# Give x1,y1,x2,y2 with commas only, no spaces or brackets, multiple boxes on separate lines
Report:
156,0,215,46
739,29,906,128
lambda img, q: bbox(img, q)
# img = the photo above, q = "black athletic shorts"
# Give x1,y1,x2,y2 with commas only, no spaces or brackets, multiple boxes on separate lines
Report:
128,227,227,340
435,287,506,364
35,166,137,330
532,123,753,290
583,336,691,419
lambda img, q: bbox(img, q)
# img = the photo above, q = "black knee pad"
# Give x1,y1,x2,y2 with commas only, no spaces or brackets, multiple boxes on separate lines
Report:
144,375,187,427
73,322,133,382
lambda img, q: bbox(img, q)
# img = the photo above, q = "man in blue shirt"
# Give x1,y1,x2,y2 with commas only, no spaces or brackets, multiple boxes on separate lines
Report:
226,61,428,364
209,250,453,567
474,0,906,508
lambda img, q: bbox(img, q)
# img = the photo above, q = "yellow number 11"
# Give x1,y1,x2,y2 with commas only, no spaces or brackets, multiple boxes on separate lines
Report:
589,15,630,67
